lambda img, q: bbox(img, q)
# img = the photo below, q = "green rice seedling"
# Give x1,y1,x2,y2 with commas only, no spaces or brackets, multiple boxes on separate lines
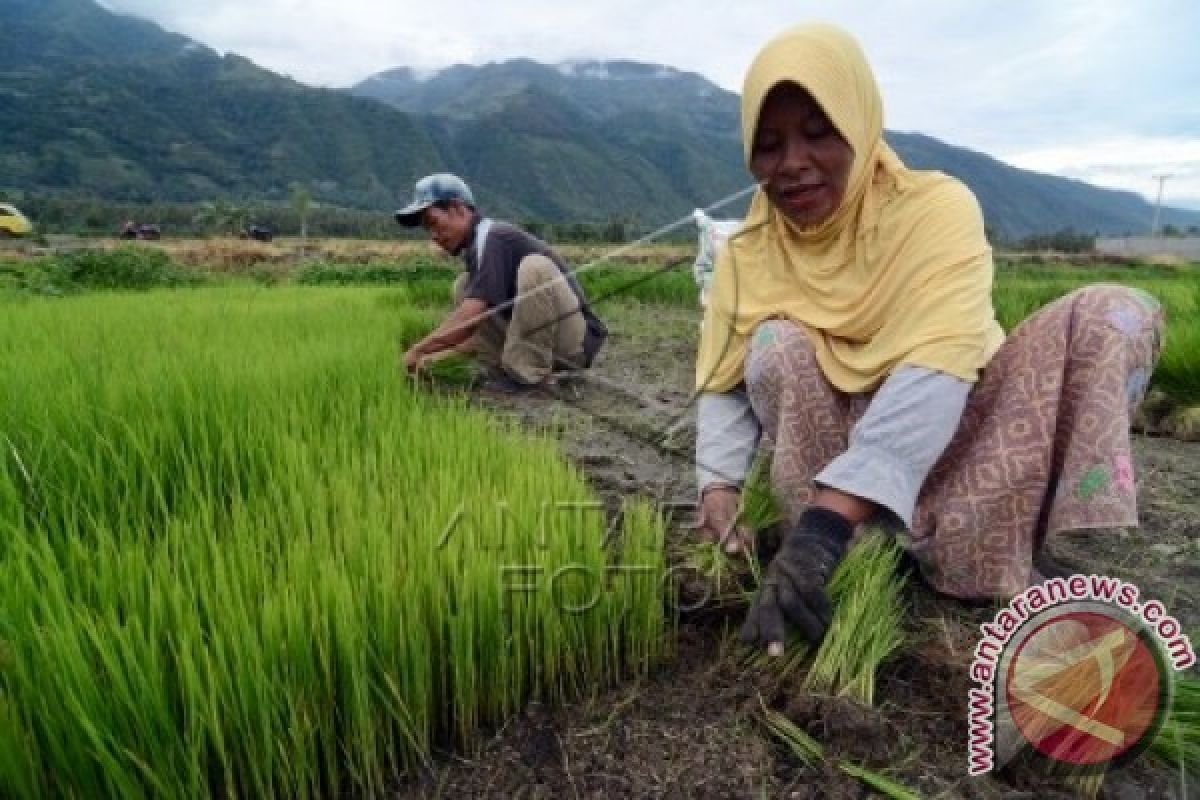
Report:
402,276,455,308
805,530,907,707
760,697,825,766
738,456,783,535
413,351,477,388
0,287,669,798
746,548,900,689
677,457,779,609
746,636,812,681
741,493,905,689
759,697,924,799
680,540,744,606
1149,671,1199,773
837,762,924,800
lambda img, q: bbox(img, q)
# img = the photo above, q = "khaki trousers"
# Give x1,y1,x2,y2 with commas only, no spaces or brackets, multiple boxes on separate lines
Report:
453,254,588,384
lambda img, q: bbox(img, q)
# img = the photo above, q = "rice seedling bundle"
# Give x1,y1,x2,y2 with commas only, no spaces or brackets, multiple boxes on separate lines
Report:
804,531,907,707
0,288,667,798
685,456,905,697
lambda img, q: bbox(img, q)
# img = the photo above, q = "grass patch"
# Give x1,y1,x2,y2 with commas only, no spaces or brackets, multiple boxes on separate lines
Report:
294,262,453,288
1,246,198,293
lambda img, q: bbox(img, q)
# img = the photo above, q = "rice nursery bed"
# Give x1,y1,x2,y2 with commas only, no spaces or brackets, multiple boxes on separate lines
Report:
0,288,668,798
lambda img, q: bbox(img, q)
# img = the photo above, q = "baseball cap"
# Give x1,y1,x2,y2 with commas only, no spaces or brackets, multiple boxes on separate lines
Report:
394,173,475,227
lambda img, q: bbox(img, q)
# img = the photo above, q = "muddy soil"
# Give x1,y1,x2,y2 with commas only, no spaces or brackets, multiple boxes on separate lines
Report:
396,305,1199,799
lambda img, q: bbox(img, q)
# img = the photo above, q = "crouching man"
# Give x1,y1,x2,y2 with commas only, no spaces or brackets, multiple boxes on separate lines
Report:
396,173,607,393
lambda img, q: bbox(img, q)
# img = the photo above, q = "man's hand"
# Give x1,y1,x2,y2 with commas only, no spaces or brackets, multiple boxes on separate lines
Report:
740,507,852,651
401,298,487,378
696,484,752,554
402,346,432,376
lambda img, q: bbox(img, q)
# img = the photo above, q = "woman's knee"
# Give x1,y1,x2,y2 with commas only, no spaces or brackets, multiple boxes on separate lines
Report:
1066,284,1161,324
746,319,819,387
1066,284,1165,375
749,319,814,358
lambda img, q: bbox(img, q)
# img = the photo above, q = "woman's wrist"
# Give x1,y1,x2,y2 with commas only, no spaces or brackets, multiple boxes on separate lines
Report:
700,481,741,500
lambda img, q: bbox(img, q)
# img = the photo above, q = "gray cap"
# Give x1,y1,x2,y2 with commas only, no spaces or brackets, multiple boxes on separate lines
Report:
394,173,475,226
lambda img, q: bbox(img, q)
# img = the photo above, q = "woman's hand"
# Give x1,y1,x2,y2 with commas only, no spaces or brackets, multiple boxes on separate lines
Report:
740,506,852,650
696,484,752,554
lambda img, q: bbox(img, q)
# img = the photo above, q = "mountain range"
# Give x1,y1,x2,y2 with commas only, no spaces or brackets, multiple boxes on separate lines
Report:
2,0,1197,239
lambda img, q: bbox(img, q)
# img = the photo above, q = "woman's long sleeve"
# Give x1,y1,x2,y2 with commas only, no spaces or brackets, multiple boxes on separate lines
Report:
695,388,762,493
815,365,970,527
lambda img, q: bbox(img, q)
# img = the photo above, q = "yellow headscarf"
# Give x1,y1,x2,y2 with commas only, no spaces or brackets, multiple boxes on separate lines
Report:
696,23,1005,394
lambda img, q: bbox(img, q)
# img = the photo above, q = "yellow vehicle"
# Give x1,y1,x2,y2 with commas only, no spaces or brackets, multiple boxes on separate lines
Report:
0,203,33,237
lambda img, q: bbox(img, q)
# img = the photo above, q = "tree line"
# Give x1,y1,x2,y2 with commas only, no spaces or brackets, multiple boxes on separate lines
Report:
7,190,1178,250
1,191,674,243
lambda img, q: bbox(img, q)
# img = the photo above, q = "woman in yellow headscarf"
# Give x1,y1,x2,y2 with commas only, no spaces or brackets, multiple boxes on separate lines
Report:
694,24,1165,652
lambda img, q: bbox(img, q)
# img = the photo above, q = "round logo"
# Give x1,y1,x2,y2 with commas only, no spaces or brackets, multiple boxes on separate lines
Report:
998,603,1172,772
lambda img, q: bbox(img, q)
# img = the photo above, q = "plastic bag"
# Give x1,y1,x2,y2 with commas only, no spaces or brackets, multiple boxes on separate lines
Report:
692,209,741,308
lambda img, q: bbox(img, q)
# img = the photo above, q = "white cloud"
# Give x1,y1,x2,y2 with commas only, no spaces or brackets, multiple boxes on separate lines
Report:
101,0,1200,207
1006,138,1200,210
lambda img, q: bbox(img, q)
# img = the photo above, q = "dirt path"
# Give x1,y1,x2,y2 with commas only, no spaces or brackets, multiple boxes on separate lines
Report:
397,305,1199,799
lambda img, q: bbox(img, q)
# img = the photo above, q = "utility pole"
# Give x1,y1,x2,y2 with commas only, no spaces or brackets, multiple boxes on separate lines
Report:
1150,174,1172,236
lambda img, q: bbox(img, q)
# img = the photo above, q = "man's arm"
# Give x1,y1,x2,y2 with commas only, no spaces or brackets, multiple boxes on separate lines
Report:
405,297,489,370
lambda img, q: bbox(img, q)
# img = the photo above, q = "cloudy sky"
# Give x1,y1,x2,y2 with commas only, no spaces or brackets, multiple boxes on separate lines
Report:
104,0,1200,211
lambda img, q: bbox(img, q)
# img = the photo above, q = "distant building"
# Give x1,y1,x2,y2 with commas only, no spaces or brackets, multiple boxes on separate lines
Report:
1095,237,1200,260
